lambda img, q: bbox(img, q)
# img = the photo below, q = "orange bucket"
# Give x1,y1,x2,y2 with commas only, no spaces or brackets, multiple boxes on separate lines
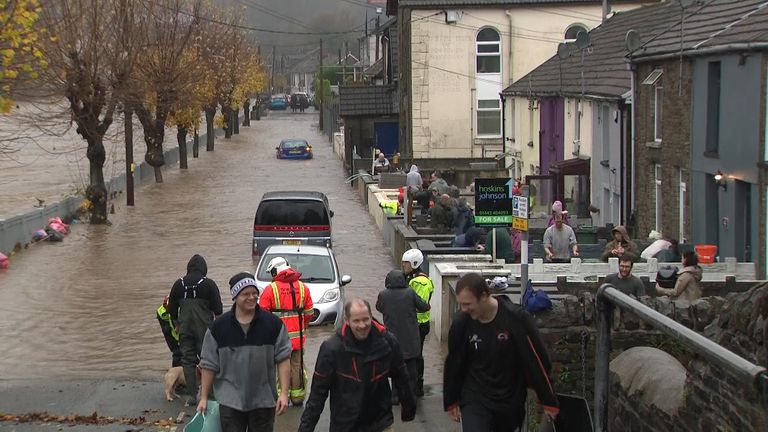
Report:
695,244,717,264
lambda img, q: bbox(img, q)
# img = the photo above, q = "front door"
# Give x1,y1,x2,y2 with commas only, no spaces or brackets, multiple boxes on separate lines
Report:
539,97,564,176
374,122,399,158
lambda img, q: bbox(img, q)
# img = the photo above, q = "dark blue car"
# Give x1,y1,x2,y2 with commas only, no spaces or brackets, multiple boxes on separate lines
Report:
276,139,313,160
270,95,288,110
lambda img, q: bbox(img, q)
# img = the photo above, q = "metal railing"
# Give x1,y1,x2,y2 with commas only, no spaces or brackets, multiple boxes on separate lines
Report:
594,284,768,431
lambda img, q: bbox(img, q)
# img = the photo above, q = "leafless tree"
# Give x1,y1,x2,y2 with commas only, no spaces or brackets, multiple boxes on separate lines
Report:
130,0,199,183
38,0,142,223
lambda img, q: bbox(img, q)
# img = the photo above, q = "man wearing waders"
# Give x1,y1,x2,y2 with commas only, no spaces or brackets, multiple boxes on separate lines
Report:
168,254,223,405
258,257,314,406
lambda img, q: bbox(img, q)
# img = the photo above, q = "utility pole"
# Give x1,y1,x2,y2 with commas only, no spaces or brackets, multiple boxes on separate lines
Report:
124,105,134,206
319,38,324,131
270,45,276,94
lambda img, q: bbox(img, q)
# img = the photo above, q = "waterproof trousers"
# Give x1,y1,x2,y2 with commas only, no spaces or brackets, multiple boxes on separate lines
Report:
289,349,307,404
416,322,430,395
459,401,524,432
180,327,206,400
219,405,275,432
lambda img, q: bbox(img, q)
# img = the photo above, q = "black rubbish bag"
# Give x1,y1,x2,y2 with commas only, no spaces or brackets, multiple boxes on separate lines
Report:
45,226,64,242
656,265,679,288
548,394,593,432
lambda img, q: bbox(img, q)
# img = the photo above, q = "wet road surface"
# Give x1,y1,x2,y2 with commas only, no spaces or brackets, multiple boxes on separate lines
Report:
0,109,444,390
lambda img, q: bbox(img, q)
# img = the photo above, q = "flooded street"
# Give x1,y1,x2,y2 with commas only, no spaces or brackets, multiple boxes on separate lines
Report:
0,110,443,387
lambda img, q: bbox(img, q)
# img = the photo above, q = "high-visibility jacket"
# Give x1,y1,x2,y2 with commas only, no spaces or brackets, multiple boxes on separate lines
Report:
156,303,179,342
408,272,434,324
259,270,313,350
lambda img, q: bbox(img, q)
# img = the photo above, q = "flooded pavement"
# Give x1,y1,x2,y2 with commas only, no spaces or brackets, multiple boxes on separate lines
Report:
0,110,444,389
0,100,155,220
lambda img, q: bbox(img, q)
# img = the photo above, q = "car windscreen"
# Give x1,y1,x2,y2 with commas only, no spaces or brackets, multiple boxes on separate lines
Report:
258,253,335,282
281,140,306,149
255,200,330,226
272,97,283,102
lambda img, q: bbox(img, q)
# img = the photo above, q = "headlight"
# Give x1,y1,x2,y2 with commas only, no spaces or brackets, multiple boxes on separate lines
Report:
318,288,340,303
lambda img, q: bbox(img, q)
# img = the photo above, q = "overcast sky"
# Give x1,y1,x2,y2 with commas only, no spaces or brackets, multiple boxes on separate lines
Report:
218,0,382,52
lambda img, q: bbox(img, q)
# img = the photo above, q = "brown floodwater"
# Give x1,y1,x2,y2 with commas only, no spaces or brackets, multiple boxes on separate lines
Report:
0,110,444,386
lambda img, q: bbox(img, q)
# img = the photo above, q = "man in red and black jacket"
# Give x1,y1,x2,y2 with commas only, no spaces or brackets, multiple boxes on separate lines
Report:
444,272,559,431
298,299,416,432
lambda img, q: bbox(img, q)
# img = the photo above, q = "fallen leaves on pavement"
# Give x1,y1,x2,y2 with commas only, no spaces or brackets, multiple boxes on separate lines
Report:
0,411,183,427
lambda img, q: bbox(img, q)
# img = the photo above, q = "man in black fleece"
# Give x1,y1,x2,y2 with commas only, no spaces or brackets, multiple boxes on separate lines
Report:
444,272,558,431
167,254,223,404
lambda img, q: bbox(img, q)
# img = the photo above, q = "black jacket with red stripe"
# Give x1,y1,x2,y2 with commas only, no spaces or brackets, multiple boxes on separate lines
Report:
443,295,559,414
299,320,416,432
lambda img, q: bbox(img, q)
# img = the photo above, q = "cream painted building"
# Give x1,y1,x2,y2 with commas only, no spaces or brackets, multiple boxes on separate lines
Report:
389,0,648,175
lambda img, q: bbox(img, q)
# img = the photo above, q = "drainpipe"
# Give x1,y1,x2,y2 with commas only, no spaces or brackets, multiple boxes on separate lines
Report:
505,10,514,83
630,62,637,217
764,63,768,278
602,0,609,23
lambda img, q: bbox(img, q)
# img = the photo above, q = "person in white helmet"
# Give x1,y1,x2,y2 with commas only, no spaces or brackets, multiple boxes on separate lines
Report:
258,256,314,406
401,248,434,397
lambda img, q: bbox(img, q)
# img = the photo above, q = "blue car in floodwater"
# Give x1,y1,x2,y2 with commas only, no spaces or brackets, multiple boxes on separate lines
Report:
276,139,313,159
270,95,288,110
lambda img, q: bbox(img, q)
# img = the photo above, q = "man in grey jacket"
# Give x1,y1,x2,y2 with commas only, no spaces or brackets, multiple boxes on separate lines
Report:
197,272,291,432
376,270,431,402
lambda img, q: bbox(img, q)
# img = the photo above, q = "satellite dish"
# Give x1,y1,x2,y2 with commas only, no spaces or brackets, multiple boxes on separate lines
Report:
625,29,642,52
557,43,572,60
575,31,591,50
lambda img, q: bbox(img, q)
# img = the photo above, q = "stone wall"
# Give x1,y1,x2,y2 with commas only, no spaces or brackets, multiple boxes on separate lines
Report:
633,59,693,241
531,284,767,430
606,283,768,431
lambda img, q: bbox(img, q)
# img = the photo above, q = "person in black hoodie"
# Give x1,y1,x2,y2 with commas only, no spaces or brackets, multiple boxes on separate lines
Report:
299,299,416,432
376,270,430,403
167,254,223,404
444,272,559,431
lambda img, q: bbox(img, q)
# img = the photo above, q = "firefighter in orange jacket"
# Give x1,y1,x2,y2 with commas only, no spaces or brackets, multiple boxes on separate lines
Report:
258,256,314,406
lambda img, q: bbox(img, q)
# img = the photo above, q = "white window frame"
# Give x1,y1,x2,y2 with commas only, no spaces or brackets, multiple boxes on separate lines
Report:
655,164,662,231
654,86,663,142
476,98,501,137
476,28,501,75
679,169,687,243
573,99,581,154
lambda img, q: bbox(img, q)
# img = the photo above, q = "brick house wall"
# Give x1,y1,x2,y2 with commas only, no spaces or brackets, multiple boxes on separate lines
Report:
632,60,693,242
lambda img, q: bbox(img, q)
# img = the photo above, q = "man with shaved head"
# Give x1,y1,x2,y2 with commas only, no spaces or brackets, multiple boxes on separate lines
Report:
299,298,416,432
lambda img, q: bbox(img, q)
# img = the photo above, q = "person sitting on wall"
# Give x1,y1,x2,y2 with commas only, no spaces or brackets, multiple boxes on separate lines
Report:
601,226,639,262
452,227,486,248
373,153,390,174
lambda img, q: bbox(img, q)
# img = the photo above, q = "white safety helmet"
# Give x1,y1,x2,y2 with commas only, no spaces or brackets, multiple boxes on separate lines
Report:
267,256,291,276
402,249,424,269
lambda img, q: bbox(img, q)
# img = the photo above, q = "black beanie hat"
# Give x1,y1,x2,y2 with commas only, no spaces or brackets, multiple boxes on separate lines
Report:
229,271,258,300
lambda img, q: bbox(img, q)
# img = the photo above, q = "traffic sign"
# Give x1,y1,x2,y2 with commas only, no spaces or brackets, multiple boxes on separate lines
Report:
474,177,514,227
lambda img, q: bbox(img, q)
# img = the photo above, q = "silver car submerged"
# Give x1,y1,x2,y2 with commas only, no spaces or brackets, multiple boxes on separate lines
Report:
254,245,351,328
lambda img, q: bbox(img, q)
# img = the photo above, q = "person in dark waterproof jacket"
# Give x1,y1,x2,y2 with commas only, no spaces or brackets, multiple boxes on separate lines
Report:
444,273,559,431
167,254,223,403
298,299,416,432
376,270,431,401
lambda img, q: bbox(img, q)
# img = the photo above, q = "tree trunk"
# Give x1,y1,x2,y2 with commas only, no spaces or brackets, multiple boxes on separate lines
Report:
86,136,108,224
243,99,251,127
222,105,233,139
233,108,240,135
124,108,135,206
143,126,165,183
193,126,199,158
205,106,216,151
178,125,188,169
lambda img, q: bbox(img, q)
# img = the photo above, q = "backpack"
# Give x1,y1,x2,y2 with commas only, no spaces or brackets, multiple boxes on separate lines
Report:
522,279,552,314
656,265,679,288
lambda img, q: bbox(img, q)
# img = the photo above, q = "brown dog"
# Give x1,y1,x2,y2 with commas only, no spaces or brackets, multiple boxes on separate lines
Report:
163,366,185,401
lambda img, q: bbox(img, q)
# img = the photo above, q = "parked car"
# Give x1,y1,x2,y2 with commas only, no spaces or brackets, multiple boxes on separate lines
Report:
254,244,351,328
276,139,312,159
252,191,334,258
270,95,288,110
290,92,310,110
